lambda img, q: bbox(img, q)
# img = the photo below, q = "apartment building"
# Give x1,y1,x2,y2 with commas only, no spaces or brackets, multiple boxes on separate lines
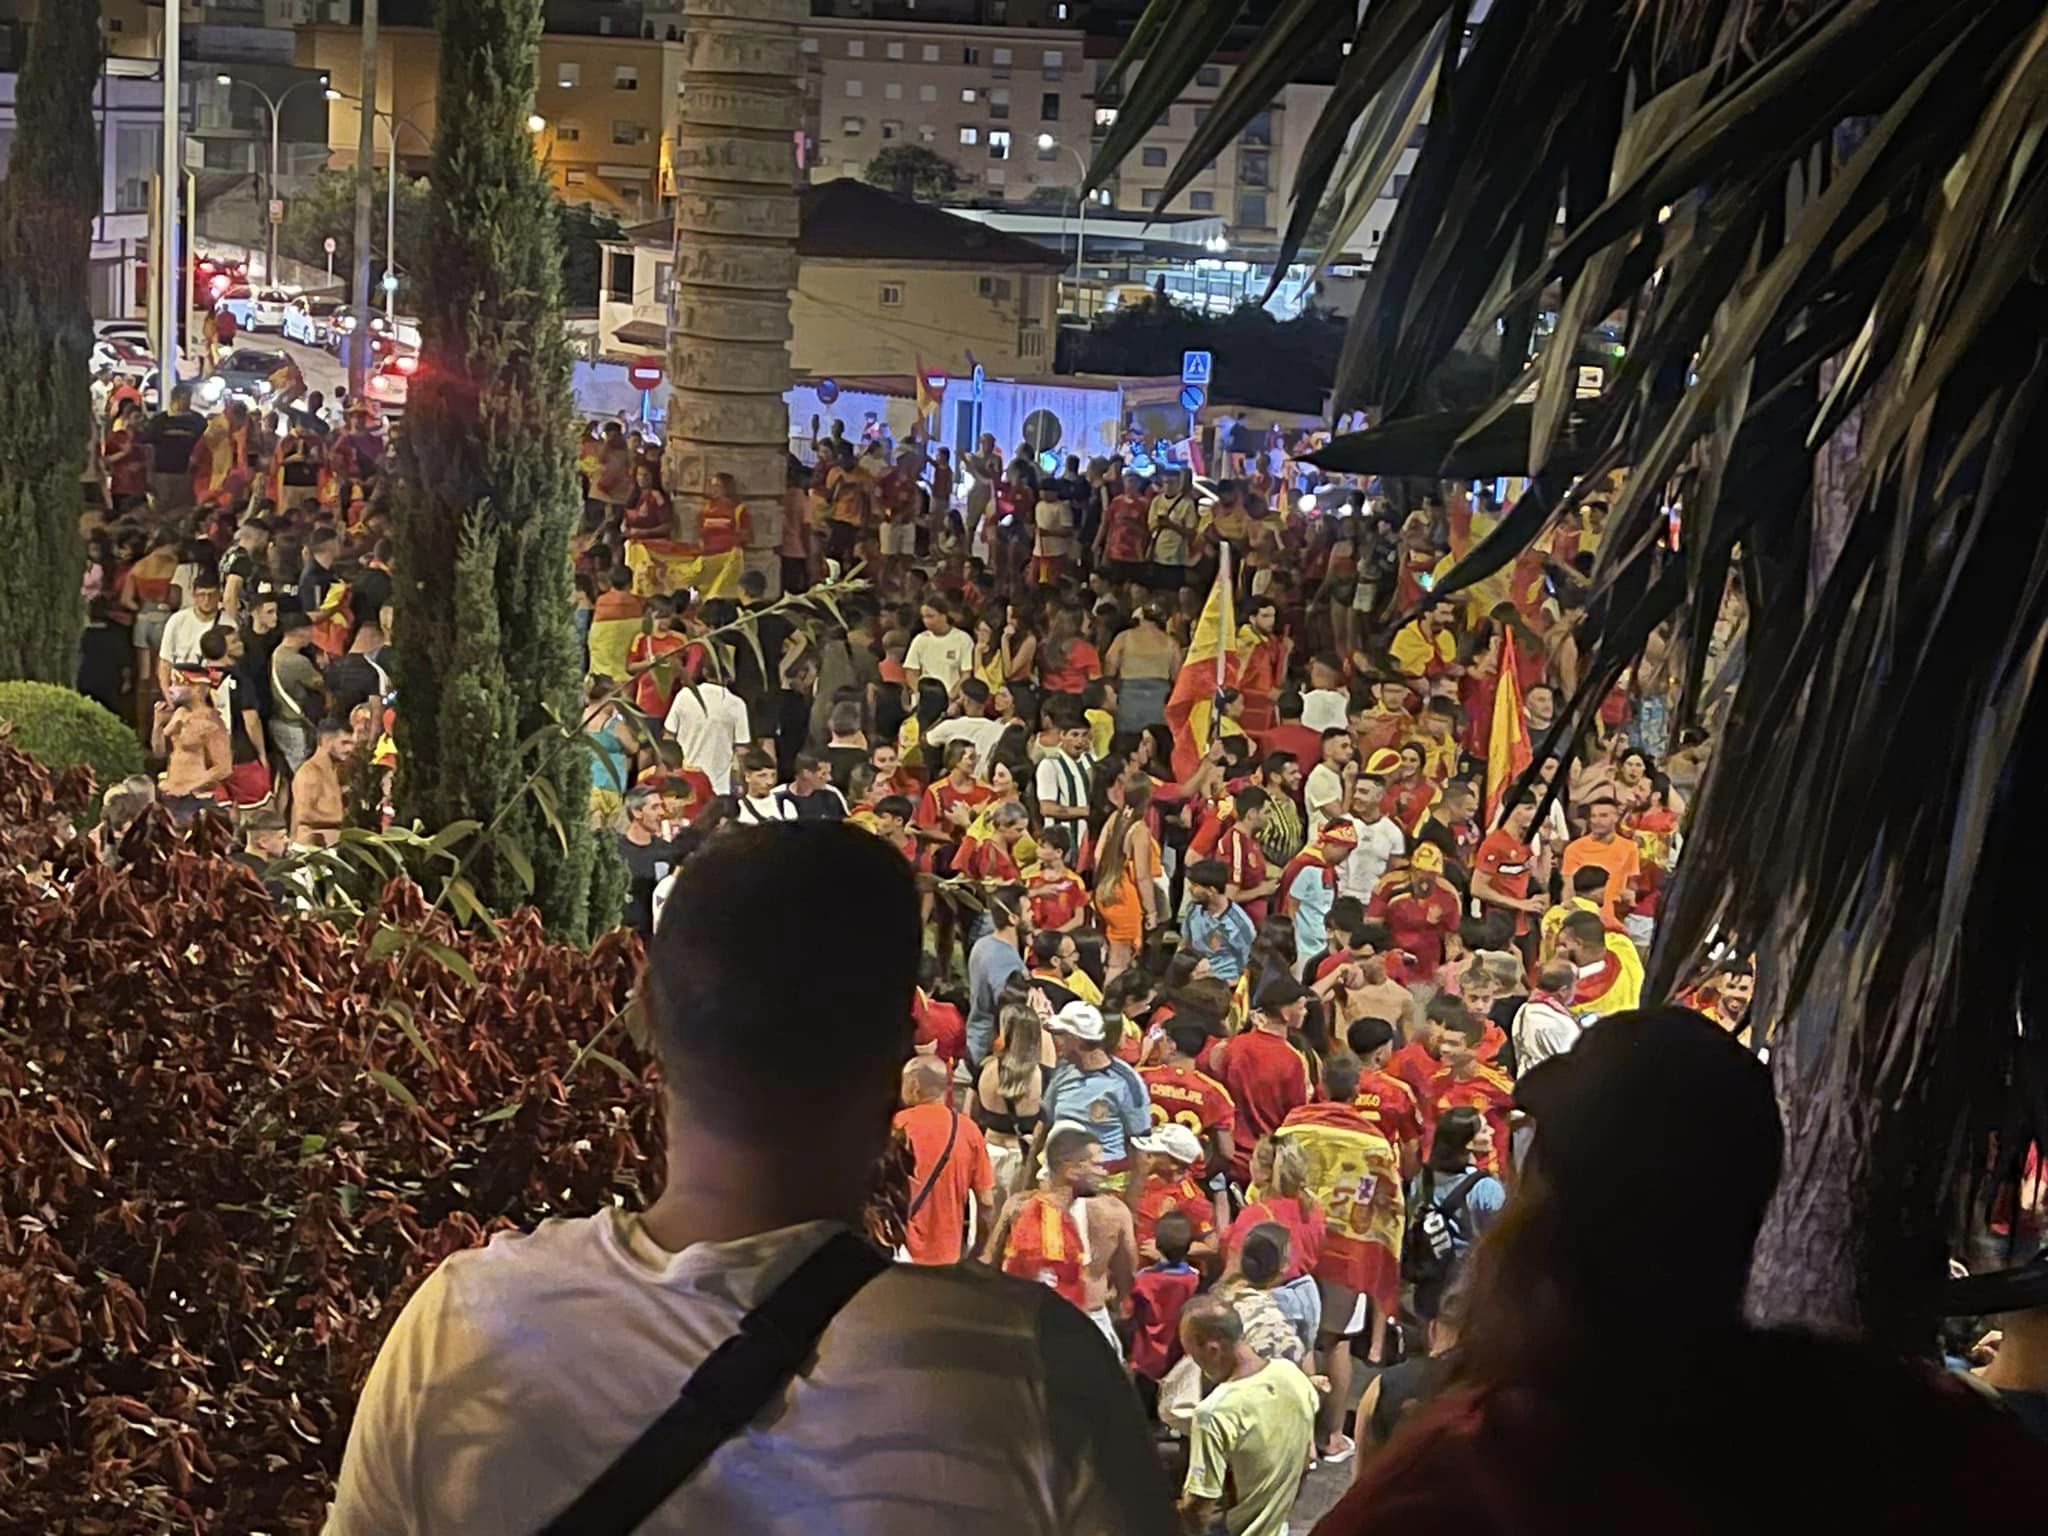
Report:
297,22,678,220
803,15,1095,208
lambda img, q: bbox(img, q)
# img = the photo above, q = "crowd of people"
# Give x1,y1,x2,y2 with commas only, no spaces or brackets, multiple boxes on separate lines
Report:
69,381,2047,1529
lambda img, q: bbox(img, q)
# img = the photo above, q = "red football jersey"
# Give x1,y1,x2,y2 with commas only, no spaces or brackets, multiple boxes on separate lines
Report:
1217,1029,1313,1185
1424,1064,1514,1174
1135,1171,1216,1253
1217,824,1271,925
1028,869,1090,932
1474,828,1537,936
1372,880,1464,976
1127,1263,1201,1381
1354,1068,1425,1152
1140,1062,1238,1145
1387,1040,1443,1104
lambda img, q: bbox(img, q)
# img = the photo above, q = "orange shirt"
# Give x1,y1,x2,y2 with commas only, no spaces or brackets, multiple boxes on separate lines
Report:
1001,1191,1088,1309
1134,1171,1215,1253
892,1102,993,1265
1562,832,1643,925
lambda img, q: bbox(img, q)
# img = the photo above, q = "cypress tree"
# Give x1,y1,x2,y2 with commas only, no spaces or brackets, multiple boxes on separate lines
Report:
0,0,98,682
391,0,614,938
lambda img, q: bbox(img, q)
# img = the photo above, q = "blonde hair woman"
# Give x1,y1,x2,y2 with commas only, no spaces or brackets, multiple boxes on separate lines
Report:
975,1000,1052,1195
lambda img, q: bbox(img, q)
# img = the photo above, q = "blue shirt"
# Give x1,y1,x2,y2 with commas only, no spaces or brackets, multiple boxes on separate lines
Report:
1183,900,1255,982
966,930,1027,1064
1408,1164,1507,1251
1287,867,1335,961
1041,1057,1152,1163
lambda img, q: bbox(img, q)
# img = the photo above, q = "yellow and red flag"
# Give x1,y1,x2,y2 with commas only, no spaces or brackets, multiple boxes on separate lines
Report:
1484,626,1533,827
1167,543,1239,778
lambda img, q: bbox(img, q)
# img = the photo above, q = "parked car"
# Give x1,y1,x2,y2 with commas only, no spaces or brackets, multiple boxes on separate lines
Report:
95,319,152,349
365,353,417,415
209,347,306,408
92,335,152,379
282,295,345,348
216,285,294,333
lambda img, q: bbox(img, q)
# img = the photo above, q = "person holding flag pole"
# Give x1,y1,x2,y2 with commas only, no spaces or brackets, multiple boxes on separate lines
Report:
1166,544,1240,780
1472,628,1549,960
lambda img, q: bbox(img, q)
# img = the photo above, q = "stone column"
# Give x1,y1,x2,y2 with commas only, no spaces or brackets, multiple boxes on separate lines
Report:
668,0,804,595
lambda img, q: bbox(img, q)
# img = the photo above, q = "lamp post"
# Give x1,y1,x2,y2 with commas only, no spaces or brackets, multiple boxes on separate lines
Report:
1036,134,1090,317
214,73,330,282
326,91,432,320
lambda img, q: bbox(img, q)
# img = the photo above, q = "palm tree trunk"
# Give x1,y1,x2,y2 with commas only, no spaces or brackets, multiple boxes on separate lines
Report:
667,0,805,595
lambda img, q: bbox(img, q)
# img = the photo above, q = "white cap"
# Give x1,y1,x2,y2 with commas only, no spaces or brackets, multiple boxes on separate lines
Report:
1046,1000,1106,1043
1133,1123,1204,1165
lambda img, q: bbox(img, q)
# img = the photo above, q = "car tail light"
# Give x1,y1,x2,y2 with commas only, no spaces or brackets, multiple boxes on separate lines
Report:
393,356,419,376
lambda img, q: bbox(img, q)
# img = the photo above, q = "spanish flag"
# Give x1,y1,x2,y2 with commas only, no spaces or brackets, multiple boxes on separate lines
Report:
624,539,745,601
1166,543,1238,779
1484,627,1533,827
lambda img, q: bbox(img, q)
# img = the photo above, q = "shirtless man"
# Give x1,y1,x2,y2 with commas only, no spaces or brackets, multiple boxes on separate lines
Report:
289,717,355,847
1077,1175,1139,1361
152,685,232,815
1344,922,1418,1038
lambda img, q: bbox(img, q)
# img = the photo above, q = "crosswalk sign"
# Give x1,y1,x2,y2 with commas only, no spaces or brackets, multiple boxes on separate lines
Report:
1181,350,1213,386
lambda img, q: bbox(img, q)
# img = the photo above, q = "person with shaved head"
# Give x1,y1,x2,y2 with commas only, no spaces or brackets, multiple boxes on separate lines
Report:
894,1053,995,1266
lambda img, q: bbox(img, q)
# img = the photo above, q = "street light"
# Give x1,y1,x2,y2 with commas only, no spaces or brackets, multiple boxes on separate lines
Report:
327,89,431,321
527,114,549,134
1036,133,1090,317
215,71,331,282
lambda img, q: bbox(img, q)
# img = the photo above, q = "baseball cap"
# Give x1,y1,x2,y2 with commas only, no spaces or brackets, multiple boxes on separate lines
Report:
1363,747,1404,776
1133,1123,1205,1165
1410,842,1445,873
1046,1000,1106,1043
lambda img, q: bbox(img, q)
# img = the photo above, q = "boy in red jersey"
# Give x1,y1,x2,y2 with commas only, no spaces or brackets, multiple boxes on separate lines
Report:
1423,1007,1514,1174
1131,1125,1218,1261
1026,828,1090,932
1216,976,1313,1187
1345,1016,1424,1177
1388,993,1458,1102
1126,1211,1201,1397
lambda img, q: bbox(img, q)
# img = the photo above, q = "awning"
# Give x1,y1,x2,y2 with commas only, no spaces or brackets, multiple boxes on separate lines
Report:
611,320,666,349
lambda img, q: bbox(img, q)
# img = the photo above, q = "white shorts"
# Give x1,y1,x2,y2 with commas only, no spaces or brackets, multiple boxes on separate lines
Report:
881,522,917,556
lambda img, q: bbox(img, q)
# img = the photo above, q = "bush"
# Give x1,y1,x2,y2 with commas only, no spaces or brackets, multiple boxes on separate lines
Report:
0,680,144,799
0,740,909,1531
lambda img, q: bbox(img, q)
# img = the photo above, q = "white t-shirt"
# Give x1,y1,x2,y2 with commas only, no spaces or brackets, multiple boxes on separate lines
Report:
1299,689,1350,734
663,682,753,792
904,627,975,692
327,1214,1175,1536
159,606,225,670
1303,762,1346,835
1339,814,1406,900
1035,749,1092,813
925,714,1011,769
734,792,796,825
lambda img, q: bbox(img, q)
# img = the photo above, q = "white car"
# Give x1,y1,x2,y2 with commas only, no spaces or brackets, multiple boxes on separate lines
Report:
96,319,152,348
365,353,417,415
282,295,345,348
216,285,293,332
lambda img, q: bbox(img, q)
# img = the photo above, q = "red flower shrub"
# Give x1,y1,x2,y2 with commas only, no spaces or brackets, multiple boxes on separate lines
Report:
0,740,653,1532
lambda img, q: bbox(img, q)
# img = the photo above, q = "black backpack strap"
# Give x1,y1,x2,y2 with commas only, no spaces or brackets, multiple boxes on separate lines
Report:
535,1229,889,1536
1436,1168,1490,1218
903,1109,961,1224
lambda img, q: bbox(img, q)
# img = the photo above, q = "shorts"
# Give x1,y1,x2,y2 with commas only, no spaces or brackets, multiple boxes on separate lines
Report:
1314,1274,1371,1339
1034,554,1069,585
133,607,171,655
880,522,917,556
223,757,273,808
268,717,314,775
150,472,194,514
1145,562,1189,593
1103,559,1149,587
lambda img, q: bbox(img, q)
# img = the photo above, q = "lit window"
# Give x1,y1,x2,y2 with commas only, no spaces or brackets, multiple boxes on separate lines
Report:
554,120,582,142
556,62,580,88
880,282,904,306
613,65,638,91
801,37,819,54
989,129,1011,160
919,123,935,143
960,126,979,145
961,87,977,103
1094,107,1117,128
842,116,865,135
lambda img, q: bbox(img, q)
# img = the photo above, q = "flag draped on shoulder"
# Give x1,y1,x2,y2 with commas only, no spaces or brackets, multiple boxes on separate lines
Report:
1167,544,1238,779
1484,627,1533,827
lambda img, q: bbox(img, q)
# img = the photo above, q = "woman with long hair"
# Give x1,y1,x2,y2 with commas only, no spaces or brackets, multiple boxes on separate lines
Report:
974,998,1049,1196
1037,604,1101,702
1406,1106,1506,1323
1104,600,1180,733
899,676,953,777
1224,1134,1326,1284
1092,772,1160,981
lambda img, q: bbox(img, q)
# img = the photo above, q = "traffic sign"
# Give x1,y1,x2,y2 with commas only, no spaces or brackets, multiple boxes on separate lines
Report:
816,377,840,405
970,362,985,402
1179,383,1206,413
626,357,664,391
1181,350,1213,386
323,236,337,255
268,198,286,225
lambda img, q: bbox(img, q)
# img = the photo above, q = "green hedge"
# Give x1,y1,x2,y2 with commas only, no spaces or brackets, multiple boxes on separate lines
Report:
0,681,145,797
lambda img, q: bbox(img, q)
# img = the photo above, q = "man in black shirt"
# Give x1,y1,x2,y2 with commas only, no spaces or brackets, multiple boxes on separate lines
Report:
773,752,848,822
137,384,207,514
349,540,393,625
617,785,679,934
298,528,341,614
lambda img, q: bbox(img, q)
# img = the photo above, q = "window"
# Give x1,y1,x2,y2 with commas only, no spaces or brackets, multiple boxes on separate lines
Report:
961,87,977,103
1021,327,1046,359
879,282,904,307
1196,66,1221,87
613,65,638,90
978,275,1013,301
962,46,979,65
1138,188,1161,208
801,36,819,54
1237,192,1269,227
989,129,1012,159
918,83,936,102
919,123,936,143
886,41,904,59
881,120,901,141
556,61,580,88
1040,92,1059,121
655,261,674,299
845,79,863,97
554,119,582,141
841,116,865,134
885,81,902,99
1194,107,1211,127
922,44,940,62
564,168,587,187
959,126,979,145
1242,110,1273,146
114,123,160,213
992,46,1012,73
990,88,1010,119
1043,49,1064,77
613,120,649,145
1389,172,1410,197
1141,145,1167,167
1191,190,1215,211
988,167,1006,186
846,39,864,58
606,250,634,302
621,184,643,211
1238,150,1269,187
1094,107,1117,128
